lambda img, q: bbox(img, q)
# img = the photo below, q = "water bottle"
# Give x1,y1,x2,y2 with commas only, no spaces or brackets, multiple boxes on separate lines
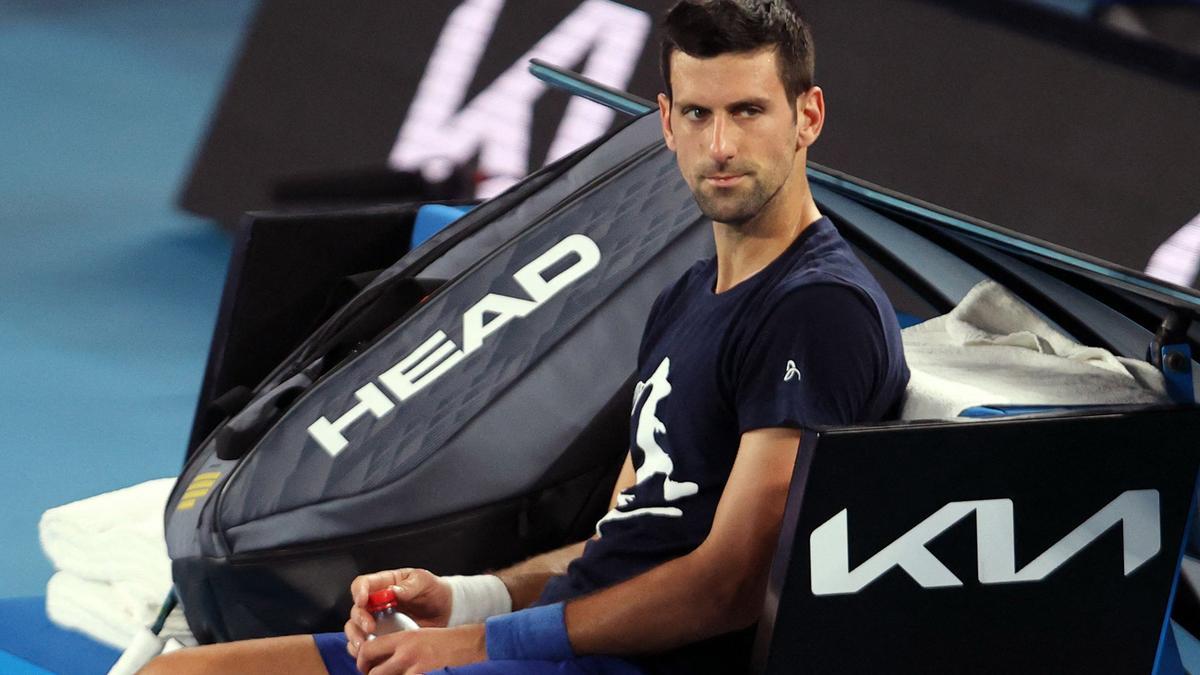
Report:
366,589,420,639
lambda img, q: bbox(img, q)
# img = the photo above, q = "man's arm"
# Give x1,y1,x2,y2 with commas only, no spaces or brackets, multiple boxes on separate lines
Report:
495,542,584,611
351,452,635,671
564,428,799,655
353,440,790,673
497,451,636,610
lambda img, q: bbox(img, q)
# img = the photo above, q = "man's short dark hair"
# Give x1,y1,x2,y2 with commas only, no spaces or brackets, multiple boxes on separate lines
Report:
659,0,815,106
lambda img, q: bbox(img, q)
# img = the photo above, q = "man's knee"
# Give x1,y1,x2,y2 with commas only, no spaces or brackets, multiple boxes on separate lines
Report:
137,649,204,675
134,635,328,675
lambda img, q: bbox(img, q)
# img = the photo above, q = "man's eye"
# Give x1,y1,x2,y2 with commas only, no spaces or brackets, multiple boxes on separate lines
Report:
683,108,707,120
737,107,762,117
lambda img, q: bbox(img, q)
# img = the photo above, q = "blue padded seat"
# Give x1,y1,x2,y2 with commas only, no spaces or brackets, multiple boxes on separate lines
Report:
958,404,1132,418
411,204,473,249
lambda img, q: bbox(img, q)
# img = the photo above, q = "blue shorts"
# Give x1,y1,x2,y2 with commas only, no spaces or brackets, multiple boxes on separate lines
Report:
313,632,647,675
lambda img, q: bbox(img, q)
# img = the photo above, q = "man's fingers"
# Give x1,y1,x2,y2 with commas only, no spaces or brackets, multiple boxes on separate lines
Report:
364,653,407,675
348,607,369,638
358,630,422,675
350,605,375,635
351,574,383,605
390,581,421,601
355,639,372,673
390,571,431,601
356,630,396,674
343,619,363,658
384,656,423,675
352,569,416,604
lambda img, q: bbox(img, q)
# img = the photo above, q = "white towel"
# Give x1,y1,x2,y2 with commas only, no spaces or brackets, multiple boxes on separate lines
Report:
39,478,174,590
45,572,189,651
901,280,1171,420
39,478,192,649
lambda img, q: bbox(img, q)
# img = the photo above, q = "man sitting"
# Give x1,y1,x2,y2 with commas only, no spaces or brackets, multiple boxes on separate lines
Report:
142,1,909,673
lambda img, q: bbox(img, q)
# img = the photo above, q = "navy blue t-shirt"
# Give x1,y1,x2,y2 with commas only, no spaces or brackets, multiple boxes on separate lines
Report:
539,217,910,673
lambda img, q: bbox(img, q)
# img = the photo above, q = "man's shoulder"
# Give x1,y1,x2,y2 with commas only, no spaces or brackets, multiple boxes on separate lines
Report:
755,277,882,342
769,266,878,313
652,257,713,312
768,223,897,329
747,267,900,367
673,256,713,291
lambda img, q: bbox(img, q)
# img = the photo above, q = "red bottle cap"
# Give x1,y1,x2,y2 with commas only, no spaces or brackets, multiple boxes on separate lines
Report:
367,589,398,613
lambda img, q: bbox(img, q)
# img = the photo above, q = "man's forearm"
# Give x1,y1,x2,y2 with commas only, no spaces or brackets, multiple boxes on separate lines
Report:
494,540,587,610
561,544,757,656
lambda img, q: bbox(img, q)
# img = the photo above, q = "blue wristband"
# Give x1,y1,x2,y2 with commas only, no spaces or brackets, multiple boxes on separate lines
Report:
485,602,574,662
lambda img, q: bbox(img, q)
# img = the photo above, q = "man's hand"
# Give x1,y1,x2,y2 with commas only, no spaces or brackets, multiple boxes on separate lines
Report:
354,624,486,675
346,568,453,654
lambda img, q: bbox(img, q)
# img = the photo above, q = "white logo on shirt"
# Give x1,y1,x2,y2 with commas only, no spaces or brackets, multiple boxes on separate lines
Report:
784,360,802,382
595,356,698,536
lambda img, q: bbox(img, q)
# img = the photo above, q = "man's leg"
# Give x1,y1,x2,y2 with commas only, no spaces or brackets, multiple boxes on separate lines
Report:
137,634,330,675
429,655,647,674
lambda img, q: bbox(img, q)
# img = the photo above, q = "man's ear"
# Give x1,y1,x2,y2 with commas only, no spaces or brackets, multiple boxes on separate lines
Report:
658,93,676,151
796,86,825,150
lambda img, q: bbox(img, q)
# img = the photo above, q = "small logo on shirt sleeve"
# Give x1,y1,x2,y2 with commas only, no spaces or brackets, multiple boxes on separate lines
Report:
784,360,802,382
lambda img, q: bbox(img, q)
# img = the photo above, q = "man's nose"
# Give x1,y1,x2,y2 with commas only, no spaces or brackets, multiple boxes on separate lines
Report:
708,114,737,164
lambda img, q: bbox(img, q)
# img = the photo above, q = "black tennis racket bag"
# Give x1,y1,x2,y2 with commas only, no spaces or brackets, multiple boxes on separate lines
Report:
164,113,714,643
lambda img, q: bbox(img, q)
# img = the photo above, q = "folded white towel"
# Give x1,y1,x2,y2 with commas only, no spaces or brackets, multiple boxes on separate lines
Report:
45,571,189,651
39,478,174,590
901,280,1171,419
40,478,192,649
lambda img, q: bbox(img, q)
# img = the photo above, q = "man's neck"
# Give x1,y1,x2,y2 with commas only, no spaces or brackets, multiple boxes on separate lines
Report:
711,175,822,294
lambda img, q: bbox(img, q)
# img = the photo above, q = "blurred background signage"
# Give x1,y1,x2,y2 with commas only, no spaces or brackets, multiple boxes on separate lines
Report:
180,0,1200,282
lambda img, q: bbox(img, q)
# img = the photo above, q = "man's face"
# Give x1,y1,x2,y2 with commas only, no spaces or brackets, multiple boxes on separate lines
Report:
659,47,811,227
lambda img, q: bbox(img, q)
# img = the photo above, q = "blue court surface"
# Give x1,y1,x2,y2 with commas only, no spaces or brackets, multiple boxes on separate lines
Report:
1,1,255,671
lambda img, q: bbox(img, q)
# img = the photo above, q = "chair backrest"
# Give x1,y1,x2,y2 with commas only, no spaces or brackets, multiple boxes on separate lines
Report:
186,207,420,455
753,406,1200,674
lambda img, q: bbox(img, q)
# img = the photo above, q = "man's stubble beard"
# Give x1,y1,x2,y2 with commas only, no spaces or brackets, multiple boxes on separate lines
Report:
691,165,790,228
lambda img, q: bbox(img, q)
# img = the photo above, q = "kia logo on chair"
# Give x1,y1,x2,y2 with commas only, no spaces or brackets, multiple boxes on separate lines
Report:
809,489,1161,595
